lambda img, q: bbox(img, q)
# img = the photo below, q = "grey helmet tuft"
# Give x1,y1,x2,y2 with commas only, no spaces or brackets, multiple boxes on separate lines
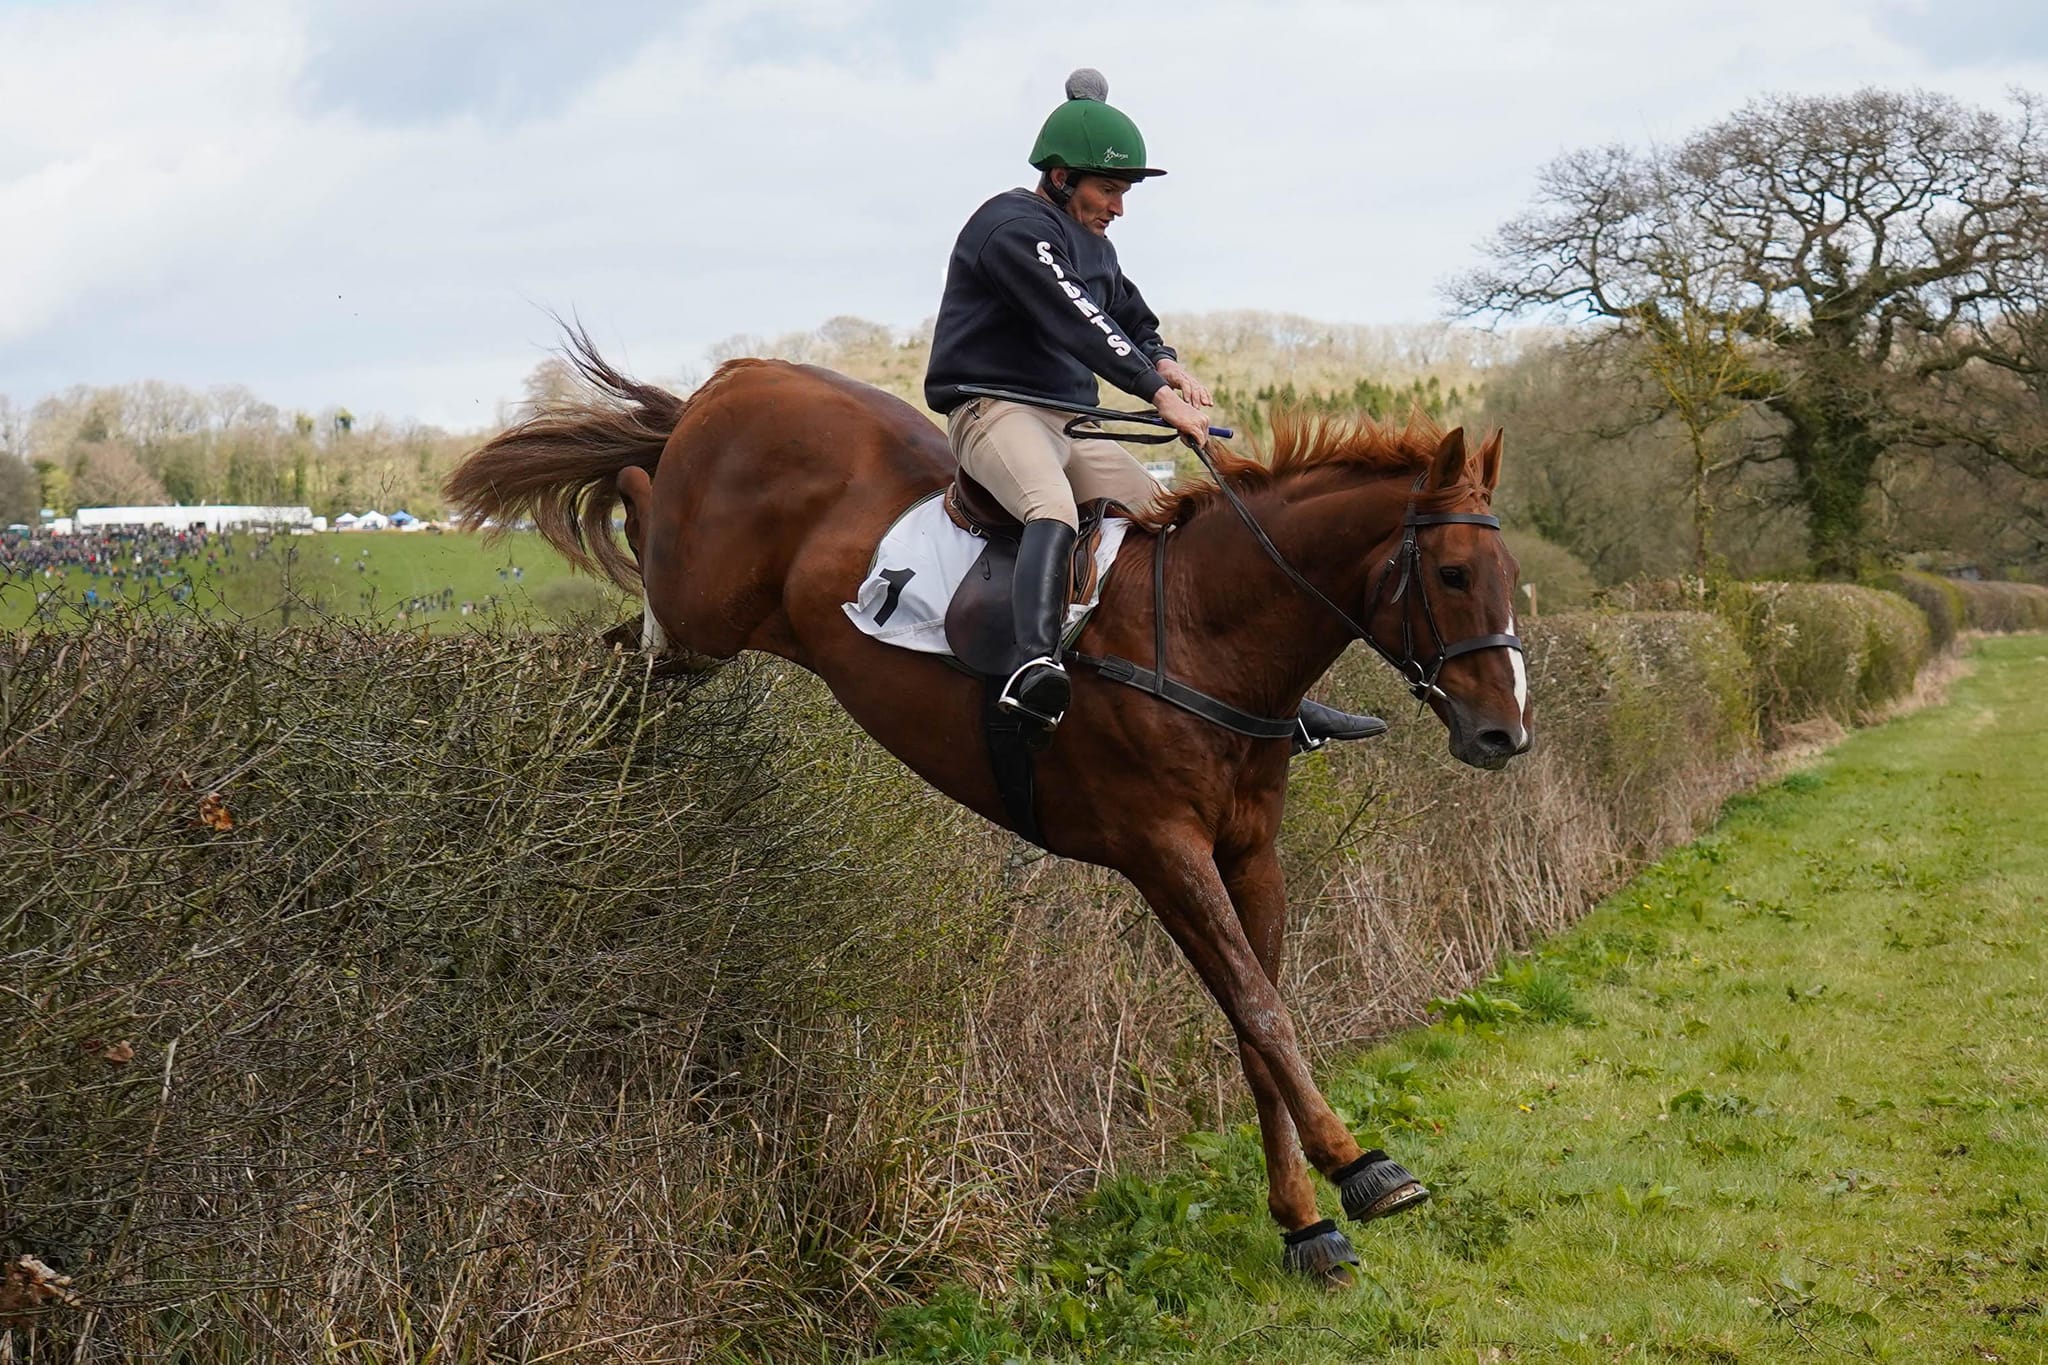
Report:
1064,67,1109,102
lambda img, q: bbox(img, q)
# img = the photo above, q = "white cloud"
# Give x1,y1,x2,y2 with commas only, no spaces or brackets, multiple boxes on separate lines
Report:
2,0,2045,429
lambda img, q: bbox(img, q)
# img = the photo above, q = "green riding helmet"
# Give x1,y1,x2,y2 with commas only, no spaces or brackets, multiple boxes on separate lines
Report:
1028,68,1165,180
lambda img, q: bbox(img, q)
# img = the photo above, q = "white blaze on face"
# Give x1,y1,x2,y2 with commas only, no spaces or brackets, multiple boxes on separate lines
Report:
1506,611,1529,720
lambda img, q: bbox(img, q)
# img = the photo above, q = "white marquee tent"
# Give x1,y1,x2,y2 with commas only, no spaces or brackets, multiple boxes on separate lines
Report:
73,505,315,532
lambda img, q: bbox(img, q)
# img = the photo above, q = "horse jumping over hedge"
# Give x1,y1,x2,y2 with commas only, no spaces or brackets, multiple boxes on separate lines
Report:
444,335,1529,1282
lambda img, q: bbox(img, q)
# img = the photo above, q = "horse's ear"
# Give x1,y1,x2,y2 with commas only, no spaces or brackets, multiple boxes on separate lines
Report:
1428,427,1467,490
1476,429,1503,492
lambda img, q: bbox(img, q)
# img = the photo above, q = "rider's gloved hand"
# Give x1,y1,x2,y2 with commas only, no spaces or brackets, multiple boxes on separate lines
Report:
1153,384,1212,449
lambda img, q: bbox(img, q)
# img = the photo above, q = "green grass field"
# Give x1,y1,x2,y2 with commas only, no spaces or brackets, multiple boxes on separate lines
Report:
878,635,2048,1363
0,530,625,632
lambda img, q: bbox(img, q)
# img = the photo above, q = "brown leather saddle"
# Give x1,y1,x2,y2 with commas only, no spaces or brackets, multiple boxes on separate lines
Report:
939,471,1121,678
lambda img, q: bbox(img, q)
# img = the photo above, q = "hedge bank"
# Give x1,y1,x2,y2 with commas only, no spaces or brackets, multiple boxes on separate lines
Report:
1950,576,2048,632
1875,570,1966,653
1600,579,1932,736
0,574,2022,1359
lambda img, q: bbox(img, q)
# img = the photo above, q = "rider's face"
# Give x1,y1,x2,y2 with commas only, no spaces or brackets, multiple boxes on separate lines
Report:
1061,172,1135,235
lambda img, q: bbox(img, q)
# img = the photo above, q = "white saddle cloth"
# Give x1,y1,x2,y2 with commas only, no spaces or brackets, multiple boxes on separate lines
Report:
843,491,1130,656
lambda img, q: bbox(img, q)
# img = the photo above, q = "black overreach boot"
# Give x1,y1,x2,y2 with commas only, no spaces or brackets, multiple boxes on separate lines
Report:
1293,698,1389,755
997,518,1078,730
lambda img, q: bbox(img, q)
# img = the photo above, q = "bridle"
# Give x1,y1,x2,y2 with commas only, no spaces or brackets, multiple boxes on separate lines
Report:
1361,475,1525,702
1168,441,1524,705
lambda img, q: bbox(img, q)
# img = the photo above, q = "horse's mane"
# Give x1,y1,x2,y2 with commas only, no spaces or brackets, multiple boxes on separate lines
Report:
1137,407,1484,531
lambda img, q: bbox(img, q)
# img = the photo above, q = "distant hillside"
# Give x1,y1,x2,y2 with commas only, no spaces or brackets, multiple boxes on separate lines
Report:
704,311,1539,434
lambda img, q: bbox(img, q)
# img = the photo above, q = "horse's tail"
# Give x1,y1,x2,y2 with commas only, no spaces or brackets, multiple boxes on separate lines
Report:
443,325,684,591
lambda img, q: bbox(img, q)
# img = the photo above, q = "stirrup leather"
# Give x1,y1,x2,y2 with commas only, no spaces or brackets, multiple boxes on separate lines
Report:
997,656,1069,728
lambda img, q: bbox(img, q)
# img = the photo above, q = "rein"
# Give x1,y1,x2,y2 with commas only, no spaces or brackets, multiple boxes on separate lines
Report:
1072,418,1525,736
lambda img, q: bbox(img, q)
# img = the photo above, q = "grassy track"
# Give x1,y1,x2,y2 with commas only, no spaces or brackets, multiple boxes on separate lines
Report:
878,636,2048,1363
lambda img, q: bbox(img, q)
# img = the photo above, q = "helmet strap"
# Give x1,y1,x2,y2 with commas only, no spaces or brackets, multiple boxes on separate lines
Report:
1042,168,1077,207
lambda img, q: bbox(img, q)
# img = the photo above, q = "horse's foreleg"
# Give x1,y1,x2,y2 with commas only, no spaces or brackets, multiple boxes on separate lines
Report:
1216,849,1323,1233
1128,844,1361,1174
1134,838,1433,1261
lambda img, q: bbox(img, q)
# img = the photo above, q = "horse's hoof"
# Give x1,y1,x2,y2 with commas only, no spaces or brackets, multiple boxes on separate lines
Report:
1281,1218,1359,1286
1336,1150,1431,1223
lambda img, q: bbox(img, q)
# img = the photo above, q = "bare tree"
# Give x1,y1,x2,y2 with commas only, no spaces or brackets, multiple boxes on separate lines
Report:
519,357,586,415
0,397,23,461
1453,88,2048,576
72,442,169,507
0,455,37,524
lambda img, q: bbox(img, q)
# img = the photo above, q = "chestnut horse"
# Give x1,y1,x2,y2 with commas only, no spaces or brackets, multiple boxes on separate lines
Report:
445,337,1530,1281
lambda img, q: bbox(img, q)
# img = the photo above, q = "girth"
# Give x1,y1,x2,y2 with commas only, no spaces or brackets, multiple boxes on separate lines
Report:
940,480,1122,849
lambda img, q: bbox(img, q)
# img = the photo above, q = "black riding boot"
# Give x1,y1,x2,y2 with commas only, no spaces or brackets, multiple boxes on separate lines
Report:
1293,698,1388,755
997,518,1077,730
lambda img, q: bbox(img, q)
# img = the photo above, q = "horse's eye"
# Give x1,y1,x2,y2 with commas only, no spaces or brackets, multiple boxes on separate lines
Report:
1438,565,1471,590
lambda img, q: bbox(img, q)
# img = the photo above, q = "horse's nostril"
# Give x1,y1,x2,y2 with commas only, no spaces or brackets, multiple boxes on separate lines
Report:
1478,728,1515,754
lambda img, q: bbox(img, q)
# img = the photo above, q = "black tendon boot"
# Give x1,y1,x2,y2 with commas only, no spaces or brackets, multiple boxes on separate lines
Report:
1292,698,1389,755
997,518,1078,730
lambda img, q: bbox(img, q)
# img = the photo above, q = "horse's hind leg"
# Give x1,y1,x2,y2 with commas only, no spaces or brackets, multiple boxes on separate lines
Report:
614,465,727,672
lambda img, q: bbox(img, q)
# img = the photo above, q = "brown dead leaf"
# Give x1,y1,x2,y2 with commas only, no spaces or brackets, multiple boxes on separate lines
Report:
102,1040,134,1065
0,1255,81,1327
197,792,233,831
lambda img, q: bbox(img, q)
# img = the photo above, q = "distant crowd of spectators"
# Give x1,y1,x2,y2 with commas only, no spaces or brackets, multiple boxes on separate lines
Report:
1,527,222,596
3,527,503,622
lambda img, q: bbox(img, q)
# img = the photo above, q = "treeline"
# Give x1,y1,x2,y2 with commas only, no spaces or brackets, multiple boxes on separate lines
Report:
7,300,2037,586
0,317,1523,532
0,386,469,523
0,314,1523,527
692,304,2046,585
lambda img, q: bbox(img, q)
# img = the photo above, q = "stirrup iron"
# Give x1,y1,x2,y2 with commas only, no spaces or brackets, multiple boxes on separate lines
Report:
997,655,1069,728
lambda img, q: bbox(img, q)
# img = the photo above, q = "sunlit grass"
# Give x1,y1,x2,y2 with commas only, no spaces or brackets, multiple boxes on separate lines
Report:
875,635,2048,1362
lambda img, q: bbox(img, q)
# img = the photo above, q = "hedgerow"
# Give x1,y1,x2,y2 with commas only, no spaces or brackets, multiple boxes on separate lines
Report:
1950,577,2048,632
1599,579,1933,736
1874,570,1966,654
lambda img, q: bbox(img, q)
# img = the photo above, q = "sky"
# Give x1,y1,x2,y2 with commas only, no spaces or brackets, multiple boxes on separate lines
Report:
4,0,2048,431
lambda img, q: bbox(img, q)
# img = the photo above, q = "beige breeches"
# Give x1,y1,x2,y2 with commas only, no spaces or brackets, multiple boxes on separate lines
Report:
946,397,1168,530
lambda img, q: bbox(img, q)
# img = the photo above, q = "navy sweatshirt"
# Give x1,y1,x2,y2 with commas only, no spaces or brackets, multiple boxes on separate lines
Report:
924,189,1176,415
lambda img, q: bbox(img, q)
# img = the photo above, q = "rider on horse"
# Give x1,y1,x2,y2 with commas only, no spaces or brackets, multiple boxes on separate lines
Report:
923,69,1387,751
